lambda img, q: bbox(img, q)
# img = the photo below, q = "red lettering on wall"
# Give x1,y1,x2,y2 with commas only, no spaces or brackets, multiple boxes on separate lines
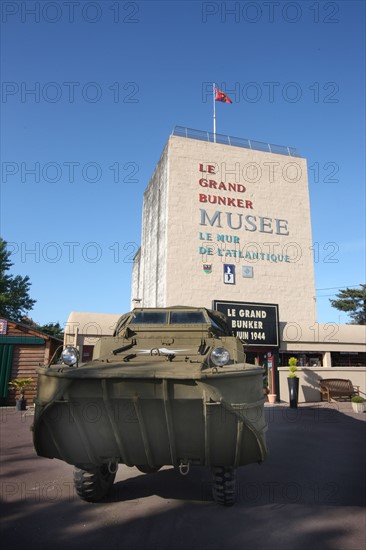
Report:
198,193,254,209
199,179,246,193
199,164,216,174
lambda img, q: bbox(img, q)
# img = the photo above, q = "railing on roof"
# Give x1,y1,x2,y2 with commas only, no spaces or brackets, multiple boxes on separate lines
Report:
171,126,301,158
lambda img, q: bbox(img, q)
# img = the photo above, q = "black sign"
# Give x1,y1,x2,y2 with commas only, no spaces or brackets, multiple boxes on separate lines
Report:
213,300,279,347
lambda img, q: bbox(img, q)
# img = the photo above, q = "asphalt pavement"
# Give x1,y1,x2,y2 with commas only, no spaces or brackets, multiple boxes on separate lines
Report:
1,402,365,550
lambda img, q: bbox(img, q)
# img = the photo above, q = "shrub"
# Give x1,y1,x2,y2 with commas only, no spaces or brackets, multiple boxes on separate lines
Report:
288,357,298,378
351,396,364,403
8,378,33,399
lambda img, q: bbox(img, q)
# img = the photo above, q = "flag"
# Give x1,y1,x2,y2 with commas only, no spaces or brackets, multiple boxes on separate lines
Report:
215,88,232,104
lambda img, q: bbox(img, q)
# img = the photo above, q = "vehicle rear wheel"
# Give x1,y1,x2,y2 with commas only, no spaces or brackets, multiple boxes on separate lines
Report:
73,463,117,502
211,466,236,507
136,465,162,474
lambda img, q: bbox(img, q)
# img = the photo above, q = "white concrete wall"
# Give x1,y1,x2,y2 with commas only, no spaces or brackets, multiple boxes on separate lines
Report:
131,247,142,305
132,144,169,308
280,323,366,352
278,367,366,403
64,312,121,346
164,135,316,325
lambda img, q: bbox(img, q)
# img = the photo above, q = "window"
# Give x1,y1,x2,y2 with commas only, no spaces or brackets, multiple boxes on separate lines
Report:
331,352,366,367
131,311,167,324
170,311,207,324
82,345,94,362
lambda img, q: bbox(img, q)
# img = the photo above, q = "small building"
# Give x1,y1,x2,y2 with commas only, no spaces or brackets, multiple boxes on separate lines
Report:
64,312,122,362
0,318,62,406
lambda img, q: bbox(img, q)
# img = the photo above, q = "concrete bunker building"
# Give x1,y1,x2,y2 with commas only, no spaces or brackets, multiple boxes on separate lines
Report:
130,127,365,400
132,127,316,325
64,127,365,402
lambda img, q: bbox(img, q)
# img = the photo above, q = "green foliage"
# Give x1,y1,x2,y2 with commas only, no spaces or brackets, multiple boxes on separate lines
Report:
37,322,64,340
0,238,36,321
330,285,366,325
8,377,33,399
21,317,63,339
351,396,364,403
288,357,298,378
21,317,64,340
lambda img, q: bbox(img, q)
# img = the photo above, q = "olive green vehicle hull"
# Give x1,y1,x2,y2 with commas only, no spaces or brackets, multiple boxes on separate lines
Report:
33,364,267,469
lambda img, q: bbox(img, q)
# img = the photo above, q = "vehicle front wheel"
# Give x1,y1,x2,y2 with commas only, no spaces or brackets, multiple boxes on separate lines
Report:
211,466,237,507
73,463,117,502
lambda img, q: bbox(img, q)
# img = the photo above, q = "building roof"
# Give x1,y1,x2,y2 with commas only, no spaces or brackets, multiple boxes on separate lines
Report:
171,126,301,157
0,318,63,343
65,312,122,336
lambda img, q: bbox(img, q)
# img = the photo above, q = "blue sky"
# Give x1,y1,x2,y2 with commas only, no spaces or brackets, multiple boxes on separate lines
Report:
1,0,365,327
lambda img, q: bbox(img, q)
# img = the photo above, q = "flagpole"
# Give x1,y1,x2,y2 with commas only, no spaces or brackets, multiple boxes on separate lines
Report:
213,82,216,143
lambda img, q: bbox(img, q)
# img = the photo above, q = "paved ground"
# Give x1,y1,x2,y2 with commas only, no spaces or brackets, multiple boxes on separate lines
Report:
1,402,365,550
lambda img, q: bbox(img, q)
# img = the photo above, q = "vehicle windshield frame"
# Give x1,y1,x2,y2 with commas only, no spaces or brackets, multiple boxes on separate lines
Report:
114,308,232,335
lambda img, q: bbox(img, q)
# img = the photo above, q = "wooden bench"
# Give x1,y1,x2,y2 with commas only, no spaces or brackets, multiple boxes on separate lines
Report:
319,378,360,402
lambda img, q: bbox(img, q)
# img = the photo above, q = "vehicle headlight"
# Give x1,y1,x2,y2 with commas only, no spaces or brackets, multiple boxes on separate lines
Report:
210,347,230,367
61,346,79,366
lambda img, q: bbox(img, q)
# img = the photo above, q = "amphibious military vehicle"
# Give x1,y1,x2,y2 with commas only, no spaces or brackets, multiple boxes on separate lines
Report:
32,307,268,506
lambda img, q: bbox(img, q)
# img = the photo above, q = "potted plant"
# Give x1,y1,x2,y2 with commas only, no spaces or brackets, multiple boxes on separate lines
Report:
267,393,277,404
287,357,299,408
8,378,33,411
351,396,365,413
264,364,276,403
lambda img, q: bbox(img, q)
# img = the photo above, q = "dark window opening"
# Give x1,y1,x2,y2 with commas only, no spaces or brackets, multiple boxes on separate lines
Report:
279,353,322,367
82,345,94,363
170,311,207,324
331,352,365,367
131,312,168,324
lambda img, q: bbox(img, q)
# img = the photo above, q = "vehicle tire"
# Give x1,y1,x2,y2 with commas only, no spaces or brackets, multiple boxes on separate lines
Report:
136,465,162,474
73,463,117,503
211,466,237,507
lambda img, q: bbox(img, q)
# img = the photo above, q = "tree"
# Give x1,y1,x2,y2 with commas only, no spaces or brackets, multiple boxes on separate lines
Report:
18,316,64,340
0,238,36,321
330,285,366,325
38,322,64,340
